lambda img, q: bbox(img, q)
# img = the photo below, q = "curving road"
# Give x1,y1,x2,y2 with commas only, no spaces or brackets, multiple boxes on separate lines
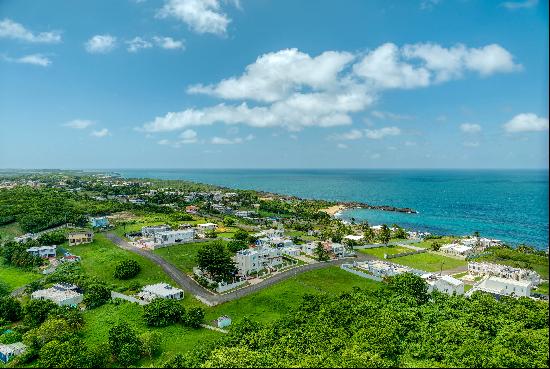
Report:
105,232,374,306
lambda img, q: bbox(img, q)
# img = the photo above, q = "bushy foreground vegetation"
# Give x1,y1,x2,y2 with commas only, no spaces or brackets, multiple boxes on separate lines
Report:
161,273,549,368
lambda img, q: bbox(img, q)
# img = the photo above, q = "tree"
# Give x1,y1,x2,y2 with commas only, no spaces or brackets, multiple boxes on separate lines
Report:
0,281,10,297
0,297,22,322
314,242,330,262
23,299,58,327
431,242,441,251
233,229,249,241
196,241,237,282
227,240,248,253
108,322,142,366
114,259,141,280
39,339,93,368
379,224,391,245
24,318,74,349
83,283,110,308
143,298,184,327
139,331,161,359
387,272,429,304
393,226,407,239
223,217,235,226
184,307,205,328
37,231,66,246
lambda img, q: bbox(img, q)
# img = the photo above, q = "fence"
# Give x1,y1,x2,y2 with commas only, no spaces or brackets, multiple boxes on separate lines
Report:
111,291,148,305
340,264,383,282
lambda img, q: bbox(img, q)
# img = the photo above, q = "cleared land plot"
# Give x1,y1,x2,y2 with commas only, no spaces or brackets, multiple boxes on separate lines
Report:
0,262,42,291
153,241,216,274
0,222,23,241
67,234,174,291
389,252,467,272
205,266,382,324
82,301,222,367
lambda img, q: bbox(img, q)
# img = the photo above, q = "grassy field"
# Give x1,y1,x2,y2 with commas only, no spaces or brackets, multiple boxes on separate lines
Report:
409,236,456,249
153,241,217,274
205,266,382,324
388,252,467,272
66,234,175,291
82,301,222,367
534,282,549,295
359,245,414,258
0,262,42,291
0,222,23,241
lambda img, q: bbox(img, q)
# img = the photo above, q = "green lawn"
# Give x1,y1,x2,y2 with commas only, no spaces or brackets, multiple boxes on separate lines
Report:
66,234,175,291
0,262,42,291
82,301,222,367
410,236,456,249
0,222,23,241
359,245,414,259
534,281,549,296
388,252,467,272
206,266,382,324
153,241,216,273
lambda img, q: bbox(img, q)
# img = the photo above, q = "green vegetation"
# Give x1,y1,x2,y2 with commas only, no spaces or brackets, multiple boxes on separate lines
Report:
67,234,174,291
114,259,142,280
154,241,218,274
162,274,549,368
0,222,23,242
0,263,42,291
388,252,467,272
206,267,382,324
534,282,548,295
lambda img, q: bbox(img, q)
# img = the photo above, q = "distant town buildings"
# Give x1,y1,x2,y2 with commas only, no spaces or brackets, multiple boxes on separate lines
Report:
90,216,109,228
468,261,540,285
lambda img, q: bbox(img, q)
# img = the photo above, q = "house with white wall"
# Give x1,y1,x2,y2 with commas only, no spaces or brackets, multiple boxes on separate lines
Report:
152,229,195,249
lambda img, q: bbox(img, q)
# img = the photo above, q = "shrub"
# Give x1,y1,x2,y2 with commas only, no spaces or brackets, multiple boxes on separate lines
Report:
143,298,184,327
114,259,141,280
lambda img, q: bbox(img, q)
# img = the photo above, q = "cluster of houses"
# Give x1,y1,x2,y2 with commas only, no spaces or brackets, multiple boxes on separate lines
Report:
439,236,503,258
464,261,541,298
133,222,220,250
353,260,465,295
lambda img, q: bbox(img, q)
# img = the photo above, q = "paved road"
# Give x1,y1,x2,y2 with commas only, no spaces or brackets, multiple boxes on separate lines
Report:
105,232,373,306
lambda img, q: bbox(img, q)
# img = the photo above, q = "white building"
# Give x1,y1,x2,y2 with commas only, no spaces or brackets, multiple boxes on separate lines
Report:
301,242,317,255
31,283,83,306
152,229,195,249
468,262,540,285
343,235,364,243
141,225,171,237
281,246,301,256
234,210,256,218
440,243,474,257
466,276,532,298
235,246,283,276
423,274,464,295
26,245,56,258
197,223,217,231
357,260,416,278
0,342,27,364
138,283,184,301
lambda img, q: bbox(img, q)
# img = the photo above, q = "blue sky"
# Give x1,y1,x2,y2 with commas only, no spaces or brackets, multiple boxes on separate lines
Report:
0,0,548,169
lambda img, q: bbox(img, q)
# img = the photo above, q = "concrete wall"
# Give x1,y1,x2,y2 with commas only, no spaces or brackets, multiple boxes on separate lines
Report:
340,264,383,282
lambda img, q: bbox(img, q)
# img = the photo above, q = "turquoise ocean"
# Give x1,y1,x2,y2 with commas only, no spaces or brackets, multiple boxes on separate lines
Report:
113,169,549,249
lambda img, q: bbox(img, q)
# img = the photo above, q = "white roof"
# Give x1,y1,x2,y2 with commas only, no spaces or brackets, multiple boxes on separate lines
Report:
198,222,217,227
142,283,183,297
440,275,464,286
486,276,532,287
344,235,363,241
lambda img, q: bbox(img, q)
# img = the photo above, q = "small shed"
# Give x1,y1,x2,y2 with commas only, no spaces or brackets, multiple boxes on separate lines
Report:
215,315,232,328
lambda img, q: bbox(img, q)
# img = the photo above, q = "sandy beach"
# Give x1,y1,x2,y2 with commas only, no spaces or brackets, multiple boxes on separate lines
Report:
320,204,347,216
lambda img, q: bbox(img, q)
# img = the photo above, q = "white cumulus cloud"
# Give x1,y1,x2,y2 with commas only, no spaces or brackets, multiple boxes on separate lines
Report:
157,0,233,36
503,113,549,133
3,53,52,67
460,123,482,133
153,36,185,50
0,18,61,43
85,35,117,54
91,128,111,137
501,0,538,9
64,119,94,129
126,37,153,52
364,127,401,139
